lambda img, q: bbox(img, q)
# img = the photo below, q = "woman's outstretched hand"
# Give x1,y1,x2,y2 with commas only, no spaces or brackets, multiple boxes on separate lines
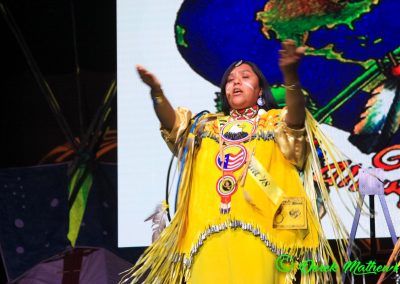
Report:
136,64,162,91
278,39,306,77
136,64,176,131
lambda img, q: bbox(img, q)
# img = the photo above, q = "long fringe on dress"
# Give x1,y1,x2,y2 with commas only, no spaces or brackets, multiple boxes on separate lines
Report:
119,110,361,284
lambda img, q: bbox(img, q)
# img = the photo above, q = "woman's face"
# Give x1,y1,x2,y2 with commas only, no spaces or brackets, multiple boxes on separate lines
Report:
225,63,261,110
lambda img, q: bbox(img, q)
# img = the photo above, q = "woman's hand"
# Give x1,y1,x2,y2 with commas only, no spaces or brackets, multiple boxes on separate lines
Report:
278,39,306,77
136,64,176,131
136,64,162,91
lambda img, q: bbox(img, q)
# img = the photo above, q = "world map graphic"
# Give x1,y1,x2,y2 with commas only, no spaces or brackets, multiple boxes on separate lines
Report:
174,0,400,204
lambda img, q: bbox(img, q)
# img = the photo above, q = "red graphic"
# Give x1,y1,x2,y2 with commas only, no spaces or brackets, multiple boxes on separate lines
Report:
319,145,400,208
320,160,360,191
372,144,400,171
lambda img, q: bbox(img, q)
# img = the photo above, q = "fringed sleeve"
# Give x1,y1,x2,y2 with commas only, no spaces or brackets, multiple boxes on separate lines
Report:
160,107,192,153
119,109,202,284
274,109,310,170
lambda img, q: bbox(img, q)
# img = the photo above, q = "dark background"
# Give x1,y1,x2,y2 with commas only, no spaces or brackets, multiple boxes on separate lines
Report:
1,0,117,169
1,0,118,282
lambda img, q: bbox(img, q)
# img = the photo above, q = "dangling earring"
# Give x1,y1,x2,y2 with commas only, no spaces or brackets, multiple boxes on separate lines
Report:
257,90,265,107
257,96,265,106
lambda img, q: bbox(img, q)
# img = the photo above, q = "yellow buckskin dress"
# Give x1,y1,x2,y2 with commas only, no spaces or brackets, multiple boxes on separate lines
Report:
120,107,351,284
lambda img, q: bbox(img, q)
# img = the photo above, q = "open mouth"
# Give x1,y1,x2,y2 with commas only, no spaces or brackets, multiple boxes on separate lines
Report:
233,88,242,95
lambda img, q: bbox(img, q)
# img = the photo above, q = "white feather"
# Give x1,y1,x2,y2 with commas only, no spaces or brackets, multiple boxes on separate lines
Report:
144,203,167,242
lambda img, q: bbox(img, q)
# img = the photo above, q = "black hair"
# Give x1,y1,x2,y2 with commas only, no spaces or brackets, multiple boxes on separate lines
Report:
219,60,277,115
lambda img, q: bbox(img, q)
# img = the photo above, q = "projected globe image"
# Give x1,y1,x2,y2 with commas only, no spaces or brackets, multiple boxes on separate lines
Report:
174,0,400,152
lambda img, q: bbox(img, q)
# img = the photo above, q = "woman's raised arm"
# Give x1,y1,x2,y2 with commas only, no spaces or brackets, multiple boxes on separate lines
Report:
136,64,176,131
278,40,306,129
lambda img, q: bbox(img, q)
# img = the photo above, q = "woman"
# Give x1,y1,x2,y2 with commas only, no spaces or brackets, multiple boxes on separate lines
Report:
121,40,350,283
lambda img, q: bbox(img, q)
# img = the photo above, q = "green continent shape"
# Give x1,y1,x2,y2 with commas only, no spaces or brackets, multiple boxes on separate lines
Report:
176,25,189,48
256,0,378,45
257,0,379,67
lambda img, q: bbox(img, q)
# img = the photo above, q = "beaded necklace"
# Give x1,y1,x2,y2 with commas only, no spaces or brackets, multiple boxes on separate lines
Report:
216,105,260,214
230,105,259,120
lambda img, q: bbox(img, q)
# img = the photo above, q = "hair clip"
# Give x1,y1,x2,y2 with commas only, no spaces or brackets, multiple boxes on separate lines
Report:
234,60,243,67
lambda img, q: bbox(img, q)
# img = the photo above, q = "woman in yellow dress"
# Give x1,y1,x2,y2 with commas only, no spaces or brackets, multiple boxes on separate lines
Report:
121,40,351,283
